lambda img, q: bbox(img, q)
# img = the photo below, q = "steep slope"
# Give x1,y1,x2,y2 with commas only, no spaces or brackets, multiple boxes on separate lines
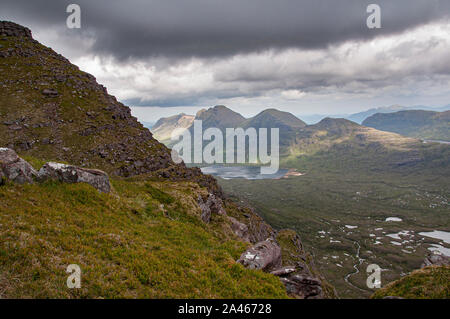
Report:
151,113,194,144
0,169,288,298
362,110,450,141
0,22,207,184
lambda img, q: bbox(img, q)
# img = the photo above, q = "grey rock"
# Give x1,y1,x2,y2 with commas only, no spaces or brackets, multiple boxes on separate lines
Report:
198,193,226,223
228,216,250,242
280,274,323,299
38,162,111,193
270,266,297,277
237,238,281,271
0,147,38,183
422,253,450,268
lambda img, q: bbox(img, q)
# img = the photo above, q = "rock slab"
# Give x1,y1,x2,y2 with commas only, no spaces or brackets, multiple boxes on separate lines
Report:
0,147,38,183
237,239,281,271
38,162,111,193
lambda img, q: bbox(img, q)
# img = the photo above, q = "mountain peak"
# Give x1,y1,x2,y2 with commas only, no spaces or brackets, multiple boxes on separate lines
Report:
194,105,246,130
244,108,306,129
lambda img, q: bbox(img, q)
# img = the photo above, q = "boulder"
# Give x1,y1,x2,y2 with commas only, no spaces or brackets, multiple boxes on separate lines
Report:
0,147,38,183
38,162,111,193
280,274,323,299
237,238,281,271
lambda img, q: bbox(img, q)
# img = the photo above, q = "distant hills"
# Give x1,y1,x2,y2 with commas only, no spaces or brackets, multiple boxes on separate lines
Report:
297,104,450,125
151,113,194,144
348,105,450,124
363,110,450,141
194,105,246,131
151,105,449,172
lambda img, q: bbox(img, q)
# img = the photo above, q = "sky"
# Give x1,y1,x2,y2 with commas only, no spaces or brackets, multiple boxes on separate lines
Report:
2,0,450,122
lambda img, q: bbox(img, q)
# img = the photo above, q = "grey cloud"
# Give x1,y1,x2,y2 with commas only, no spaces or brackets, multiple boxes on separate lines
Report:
1,0,450,61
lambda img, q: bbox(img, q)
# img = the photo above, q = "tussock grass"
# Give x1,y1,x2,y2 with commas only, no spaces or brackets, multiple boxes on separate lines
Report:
0,179,287,298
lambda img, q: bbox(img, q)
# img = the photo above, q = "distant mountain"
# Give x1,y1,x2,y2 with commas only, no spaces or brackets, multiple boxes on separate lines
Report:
346,105,450,124
194,105,246,131
282,116,450,173
151,113,194,144
362,110,450,141
296,114,349,125
242,109,306,148
243,108,306,130
346,105,409,124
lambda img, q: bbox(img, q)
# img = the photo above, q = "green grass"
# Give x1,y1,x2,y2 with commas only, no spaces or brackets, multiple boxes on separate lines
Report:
371,266,450,299
0,178,288,298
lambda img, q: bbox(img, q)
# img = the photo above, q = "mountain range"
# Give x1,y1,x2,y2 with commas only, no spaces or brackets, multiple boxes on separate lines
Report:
363,110,450,141
297,104,450,125
152,105,450,167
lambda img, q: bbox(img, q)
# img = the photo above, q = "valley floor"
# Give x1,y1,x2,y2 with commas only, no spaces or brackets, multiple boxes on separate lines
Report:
218,169,450,298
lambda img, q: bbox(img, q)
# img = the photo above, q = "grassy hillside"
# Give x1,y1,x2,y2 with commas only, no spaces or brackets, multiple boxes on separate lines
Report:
362,110,450,141
372,266,450,299
0,167,288,298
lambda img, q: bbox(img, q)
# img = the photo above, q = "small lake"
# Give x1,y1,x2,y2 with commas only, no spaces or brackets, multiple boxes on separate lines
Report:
200,165,288,180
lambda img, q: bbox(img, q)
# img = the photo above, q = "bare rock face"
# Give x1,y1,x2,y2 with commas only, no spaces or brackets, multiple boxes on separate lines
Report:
38,162,111,193
228,216,250,242
0,148,38,183
279,274,323,299
237,238,282,271
198,193,226,223
422,253,450,267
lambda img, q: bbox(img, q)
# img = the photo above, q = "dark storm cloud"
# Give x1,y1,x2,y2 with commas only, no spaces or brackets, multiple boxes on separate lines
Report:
1,0,450,60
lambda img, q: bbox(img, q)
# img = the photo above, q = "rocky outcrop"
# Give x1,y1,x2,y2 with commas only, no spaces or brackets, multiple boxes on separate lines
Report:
198,193,226,223
279,274,323,299
422,253,450,268
228,216,250,242
38,162,111,193
0,148,38,183
237,229,333,299
0,148,110,192
237,239,282,271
